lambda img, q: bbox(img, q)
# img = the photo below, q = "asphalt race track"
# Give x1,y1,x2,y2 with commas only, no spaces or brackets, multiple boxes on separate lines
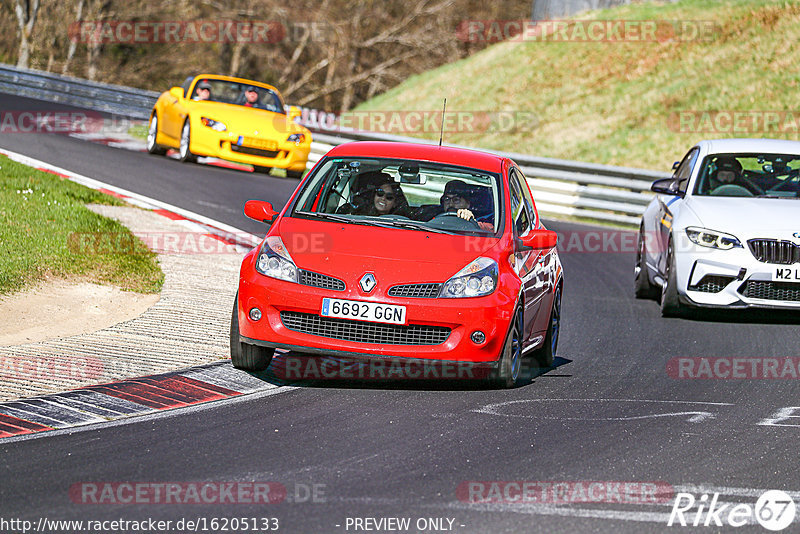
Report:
1,93,800,533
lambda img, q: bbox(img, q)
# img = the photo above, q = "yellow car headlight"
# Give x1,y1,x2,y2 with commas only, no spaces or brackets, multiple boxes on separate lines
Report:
200,117,227,132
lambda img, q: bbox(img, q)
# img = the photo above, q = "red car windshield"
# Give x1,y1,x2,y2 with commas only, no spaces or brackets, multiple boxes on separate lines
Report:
291,157,502,234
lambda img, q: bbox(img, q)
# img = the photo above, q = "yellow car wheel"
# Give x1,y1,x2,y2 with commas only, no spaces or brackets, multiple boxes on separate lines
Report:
146,114,167,156
179,120,196,163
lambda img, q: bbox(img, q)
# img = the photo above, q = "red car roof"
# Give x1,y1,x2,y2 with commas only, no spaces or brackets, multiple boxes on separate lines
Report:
325,141,506,173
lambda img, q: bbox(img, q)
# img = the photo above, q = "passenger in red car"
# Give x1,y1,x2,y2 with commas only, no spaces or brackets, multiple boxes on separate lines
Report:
338,172,409,216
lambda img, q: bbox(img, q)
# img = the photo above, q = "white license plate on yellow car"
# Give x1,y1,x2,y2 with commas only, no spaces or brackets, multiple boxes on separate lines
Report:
237,136,277,151
320,298,406,325
773,266,800,282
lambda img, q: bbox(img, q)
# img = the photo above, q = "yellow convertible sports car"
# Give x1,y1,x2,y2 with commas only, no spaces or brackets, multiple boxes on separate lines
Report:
146,74,311,178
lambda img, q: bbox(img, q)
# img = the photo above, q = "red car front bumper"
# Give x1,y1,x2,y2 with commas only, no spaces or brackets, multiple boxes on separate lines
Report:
236,249,519,364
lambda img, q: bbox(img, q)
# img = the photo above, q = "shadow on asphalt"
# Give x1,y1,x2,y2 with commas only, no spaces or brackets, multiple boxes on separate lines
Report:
245,353,573,391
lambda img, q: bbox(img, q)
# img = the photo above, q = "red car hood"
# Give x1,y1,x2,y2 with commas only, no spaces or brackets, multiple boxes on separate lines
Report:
274,216,502,283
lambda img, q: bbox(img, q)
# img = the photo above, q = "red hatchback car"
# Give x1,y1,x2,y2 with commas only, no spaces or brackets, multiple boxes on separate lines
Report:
231,141,563,387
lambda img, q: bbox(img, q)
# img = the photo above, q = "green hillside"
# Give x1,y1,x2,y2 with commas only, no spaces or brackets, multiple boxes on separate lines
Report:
355,0,800,170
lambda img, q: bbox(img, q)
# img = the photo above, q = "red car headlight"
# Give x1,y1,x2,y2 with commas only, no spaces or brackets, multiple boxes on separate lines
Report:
440,257,498,298
255,236,298,283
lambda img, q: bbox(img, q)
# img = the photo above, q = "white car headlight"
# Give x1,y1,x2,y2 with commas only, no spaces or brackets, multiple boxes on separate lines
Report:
200,117,227,132
440,257,498,298
255,236,298,282
685,227,742,250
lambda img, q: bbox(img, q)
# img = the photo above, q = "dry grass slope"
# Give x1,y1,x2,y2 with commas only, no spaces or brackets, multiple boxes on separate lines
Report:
356,0,800,170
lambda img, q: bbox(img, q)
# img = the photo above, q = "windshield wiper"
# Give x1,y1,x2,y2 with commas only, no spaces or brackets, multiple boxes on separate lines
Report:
294,211,372,225
296,211,346,222
295,212,458,234
374,220,456,234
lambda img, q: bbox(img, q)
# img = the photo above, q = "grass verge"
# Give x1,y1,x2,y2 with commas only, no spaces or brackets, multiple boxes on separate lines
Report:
0,155,164,295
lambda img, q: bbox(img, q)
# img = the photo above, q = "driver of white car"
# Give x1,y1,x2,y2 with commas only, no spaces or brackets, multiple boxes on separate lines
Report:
707,157,762,195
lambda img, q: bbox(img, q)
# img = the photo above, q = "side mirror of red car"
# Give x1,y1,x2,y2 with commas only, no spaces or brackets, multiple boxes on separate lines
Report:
244,200,278,224
519,230,557,250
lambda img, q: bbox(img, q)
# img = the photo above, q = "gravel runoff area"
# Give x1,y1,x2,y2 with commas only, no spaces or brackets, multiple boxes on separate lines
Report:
0,204,247,401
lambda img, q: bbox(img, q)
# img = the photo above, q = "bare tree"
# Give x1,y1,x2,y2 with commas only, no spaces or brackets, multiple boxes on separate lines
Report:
62,0,85,75
1,0,531,110
14,0,41,68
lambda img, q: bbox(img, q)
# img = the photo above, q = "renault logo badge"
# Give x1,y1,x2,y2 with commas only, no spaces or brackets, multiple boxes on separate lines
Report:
359,273,377,293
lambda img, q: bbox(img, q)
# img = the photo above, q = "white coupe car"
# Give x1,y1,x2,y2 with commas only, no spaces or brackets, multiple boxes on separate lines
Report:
635,138,800,316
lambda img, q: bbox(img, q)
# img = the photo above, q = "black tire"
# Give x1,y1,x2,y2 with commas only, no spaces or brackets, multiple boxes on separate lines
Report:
146,113,167,155
660,238,685,317
286,169,304,179
230,293,274,371
253,165,273,175
634,225,659,300
531,283,561,370
179,120,196,163
489,307,524,388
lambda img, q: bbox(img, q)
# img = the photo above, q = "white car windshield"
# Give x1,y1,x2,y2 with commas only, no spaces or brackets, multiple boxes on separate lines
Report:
693,153,800,198
291,157,502,235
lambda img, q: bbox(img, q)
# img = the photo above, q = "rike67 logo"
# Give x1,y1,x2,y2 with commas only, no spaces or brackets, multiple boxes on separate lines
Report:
668,490,796,531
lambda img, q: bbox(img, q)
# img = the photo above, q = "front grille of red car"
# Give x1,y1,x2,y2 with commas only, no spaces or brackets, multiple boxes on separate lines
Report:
279,311,451,345
299,269,345,291
739,281,800,302
230,144,280,158
387,283,442,298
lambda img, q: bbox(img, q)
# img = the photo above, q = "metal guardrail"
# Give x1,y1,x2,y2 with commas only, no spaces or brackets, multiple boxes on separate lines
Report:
307,130,667,226
0,64,667,226
0,64,158,120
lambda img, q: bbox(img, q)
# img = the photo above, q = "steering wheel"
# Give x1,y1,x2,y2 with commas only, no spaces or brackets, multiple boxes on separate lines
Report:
709,184,754,197
431,211,480,229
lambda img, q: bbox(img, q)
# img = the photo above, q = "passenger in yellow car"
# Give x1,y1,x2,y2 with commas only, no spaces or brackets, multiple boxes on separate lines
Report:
242,86,261,108
193,80,212,101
